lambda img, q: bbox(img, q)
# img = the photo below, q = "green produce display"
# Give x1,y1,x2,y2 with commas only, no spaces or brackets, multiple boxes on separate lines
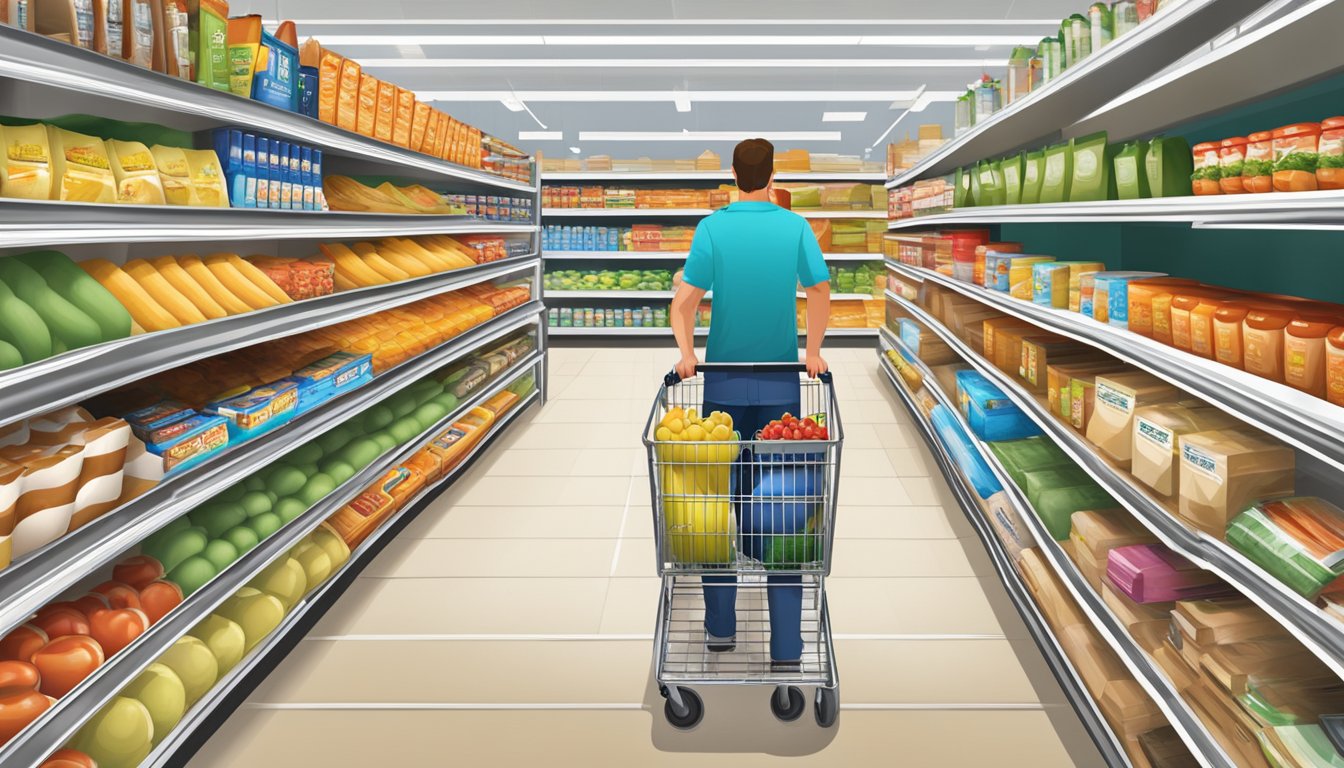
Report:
545,268,674,292
829,264,883,296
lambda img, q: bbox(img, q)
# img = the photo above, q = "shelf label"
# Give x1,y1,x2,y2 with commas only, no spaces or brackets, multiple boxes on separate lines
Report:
1135,416,1173,451
1095,381,1133,416
1181,443,1219,481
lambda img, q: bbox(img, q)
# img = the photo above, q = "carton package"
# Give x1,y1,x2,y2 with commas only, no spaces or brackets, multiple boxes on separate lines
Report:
1070,508,1156,592
1017,547,1087,630
1138,727,1200,768
1170,598,1287,651
1132,402,1241,500
1023,465,1115,541
981,316,1036,363
1019,335,1094,392
1086,371,1182,469
1178,428,1295,537
955,369,1041,442
1047,360,1125,421
1183,678,1273,768
1107,543,1232,604
1102,580,1172,645
1058,622,1129,699
1099,679,1167,738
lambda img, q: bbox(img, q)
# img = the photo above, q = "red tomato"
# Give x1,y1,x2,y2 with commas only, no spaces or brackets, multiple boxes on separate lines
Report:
0,660,39,691
0,626,48,663
40,749,99,768
803,427,816,439
112,555,165,590
791,429,802,440
91,582,141,612
0,686,49,746
819,427,829,439
30,608,89,640
70,595,109,618
30,636,104,698
88,609,149,657
138,581,183,625
802,418,816,429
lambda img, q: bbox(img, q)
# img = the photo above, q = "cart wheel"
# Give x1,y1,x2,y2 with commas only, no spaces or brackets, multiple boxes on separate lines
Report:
770,686,805,722
663,686,703,729
815,687,839,728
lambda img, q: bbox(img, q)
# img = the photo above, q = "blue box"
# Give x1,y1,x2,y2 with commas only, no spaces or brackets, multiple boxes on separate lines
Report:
241,133,258,208
207,380,300,441
255,137,270,209
898,318,923,355
1094,271,1167,329
276,141,292,209
298,62,319,118
268,140,283,209
955,369,1042,442
285,351,374,413
142,412,231,474
124,400,195,443
300,146,315,210
312,149,325,209
251,29,299,112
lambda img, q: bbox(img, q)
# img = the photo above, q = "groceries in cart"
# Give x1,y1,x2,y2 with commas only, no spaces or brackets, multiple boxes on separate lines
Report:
655,408,740,565
757,412,829,441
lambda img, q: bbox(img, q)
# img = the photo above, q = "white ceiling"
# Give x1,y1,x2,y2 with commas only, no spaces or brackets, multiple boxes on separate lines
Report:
239,0,1091,159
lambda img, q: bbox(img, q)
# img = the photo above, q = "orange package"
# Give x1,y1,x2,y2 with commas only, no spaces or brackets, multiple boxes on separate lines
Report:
433,113,450,159
393,88,414,148
425,408,495,475
356,74,378,137
374,80,396,142
421,111,441,157
336,58,362,132
410,102,431,153
326,464,427,548
318,49,343,125
405,449,443,484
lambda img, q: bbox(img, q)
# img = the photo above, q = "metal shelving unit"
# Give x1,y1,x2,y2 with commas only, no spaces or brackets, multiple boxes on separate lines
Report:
886,190,1344,230
543,171,886,182
546,326,878,338
0,256,540,430
0,302,545,640
876,339,1132,768
546,290,876,301
0,200,537,248
884,0,1265,188
543,208,882,219
1,352,545,767
884,280,1344,685
0,26,533,194
139,365,542,768
543,251,882,262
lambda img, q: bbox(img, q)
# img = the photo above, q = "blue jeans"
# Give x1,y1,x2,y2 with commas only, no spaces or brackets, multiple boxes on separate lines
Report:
700,386,803,661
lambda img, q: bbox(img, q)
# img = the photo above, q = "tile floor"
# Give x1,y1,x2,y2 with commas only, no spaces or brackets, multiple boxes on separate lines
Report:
191,343,1106,767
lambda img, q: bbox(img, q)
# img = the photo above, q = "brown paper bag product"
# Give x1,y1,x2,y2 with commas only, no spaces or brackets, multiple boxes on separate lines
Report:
68,418,131,531
1177,428,1295,537
1102,580,1171,644
1187,677,1274,768
158,0,190,77
317,46,342,125
946,304,1004,340
393,88,414,148
12,444,83,557
336,58,361,132
981,316,1035,364
1069,509,1155,592
1086,371,1182,469
1170,598,1285,649
1019,336,1093,391
1017,547,1087,631
356,73,378,137
1132,402,1241,500
1058,623,1129,699
1099,680,1166,738
374,79,396,142
410,101,431,153
1047,360,1125,421
0,460,22,571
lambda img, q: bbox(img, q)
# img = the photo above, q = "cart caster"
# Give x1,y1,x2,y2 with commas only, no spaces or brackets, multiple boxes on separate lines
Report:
815,687,839,728
662,685,703,729
770,685,805,722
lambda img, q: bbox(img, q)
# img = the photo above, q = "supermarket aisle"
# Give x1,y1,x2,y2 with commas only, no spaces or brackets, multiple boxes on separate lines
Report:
192,345,1105,767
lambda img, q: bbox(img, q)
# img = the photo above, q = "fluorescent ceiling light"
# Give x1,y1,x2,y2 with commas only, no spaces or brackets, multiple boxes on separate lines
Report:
419,90,944,103
317,33,1040,46
269,18,1062,26
858,35,1043,45
674,94,691,113
579,131,842,142
569,147,582,154
822,112,867,122
364,58,1009,69
518,131,562,140
500,96,525,111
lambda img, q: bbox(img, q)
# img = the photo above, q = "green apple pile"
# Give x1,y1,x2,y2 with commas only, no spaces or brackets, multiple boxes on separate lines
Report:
544,269,673,292
66,526,349,766
141,375,460,597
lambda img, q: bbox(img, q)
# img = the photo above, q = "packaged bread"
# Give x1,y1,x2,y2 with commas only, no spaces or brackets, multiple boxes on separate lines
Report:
317,46,342,125
1178,427,1295,537
151,144,193,205
12,444,84,557
106,139,166,205
393,88,414,148
410,101,431,153
374,79,396,142
0,123,53,200
69,417,131,531
336,57,361,132
47,127,116,203
1086,371,1182,469
0,460,21,570
356,73,378,137
1132,402,1240,499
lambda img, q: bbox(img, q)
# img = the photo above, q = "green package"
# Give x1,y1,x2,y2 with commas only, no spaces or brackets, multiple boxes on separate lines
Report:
969,164,984,208
1040,141,1073,204
1060,14,1092,70
988,436,1071,490
1145,136,1193,198
1002,153,1026,205
1114,139,1150,200
1024,465,1116,540
953,167,975,208
1227,503,1344,600
1021,150,1045,204
189,0,230,92
978,160,1006,206
1069,131,1116,202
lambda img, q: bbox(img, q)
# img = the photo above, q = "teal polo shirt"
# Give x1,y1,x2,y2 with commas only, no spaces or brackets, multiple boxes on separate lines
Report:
682,201,829,404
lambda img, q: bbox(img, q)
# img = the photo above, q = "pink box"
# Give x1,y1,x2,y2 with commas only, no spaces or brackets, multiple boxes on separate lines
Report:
1106,544,1233,604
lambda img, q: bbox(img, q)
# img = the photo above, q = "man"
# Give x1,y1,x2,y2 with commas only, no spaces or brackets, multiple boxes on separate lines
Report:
670,137,830,670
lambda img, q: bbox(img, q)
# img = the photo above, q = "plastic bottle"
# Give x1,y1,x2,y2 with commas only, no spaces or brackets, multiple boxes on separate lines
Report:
1005,46,1034,105
1089,3,1114,51
1060,14,1091,69
1112,1,1139,36
974,76,1000,124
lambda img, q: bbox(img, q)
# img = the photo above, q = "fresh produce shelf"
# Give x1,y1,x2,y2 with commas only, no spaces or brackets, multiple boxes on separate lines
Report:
884,0,1265,188
0,255,541,431
0,346,546,767
1069,0,1344,144
881,328,1235,766
542,208,883,219
885,262,1344,474
0,301,546,643
542,251,882,262
884,286,1344,685
137,366,543,768
885,190,1344,230
876,342,1133,768
0,25,534,195
543,172,886,182
0,200,538,248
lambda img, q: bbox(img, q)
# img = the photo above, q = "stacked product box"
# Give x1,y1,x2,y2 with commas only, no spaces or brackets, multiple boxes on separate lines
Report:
211,128,327,211
542,225,625,252
444,194,534,222
548,307,669,329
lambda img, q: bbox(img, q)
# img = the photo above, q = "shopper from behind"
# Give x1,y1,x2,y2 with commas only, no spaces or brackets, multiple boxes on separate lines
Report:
670,137,830,671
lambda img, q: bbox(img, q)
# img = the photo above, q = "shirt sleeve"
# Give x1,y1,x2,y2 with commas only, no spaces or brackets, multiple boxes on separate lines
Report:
682,219,715,290
796,219,829,288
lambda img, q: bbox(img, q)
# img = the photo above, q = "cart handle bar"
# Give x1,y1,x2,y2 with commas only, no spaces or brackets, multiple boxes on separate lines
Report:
664,363,833,388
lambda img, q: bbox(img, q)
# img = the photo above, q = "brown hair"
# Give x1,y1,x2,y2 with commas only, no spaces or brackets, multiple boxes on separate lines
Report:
733,138,774,193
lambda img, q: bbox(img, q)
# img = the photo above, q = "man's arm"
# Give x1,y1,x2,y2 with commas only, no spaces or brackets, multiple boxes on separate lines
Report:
803,281,830,377
672,281,706,379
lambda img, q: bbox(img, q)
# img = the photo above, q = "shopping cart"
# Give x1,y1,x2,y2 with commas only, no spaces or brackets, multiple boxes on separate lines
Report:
642,363,843,729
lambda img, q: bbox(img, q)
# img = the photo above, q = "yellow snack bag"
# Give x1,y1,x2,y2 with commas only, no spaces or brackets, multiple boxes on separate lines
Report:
0,123,52,200
48,126,115,203
182,148,229,207
106,139,166,205
150,144,195,205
